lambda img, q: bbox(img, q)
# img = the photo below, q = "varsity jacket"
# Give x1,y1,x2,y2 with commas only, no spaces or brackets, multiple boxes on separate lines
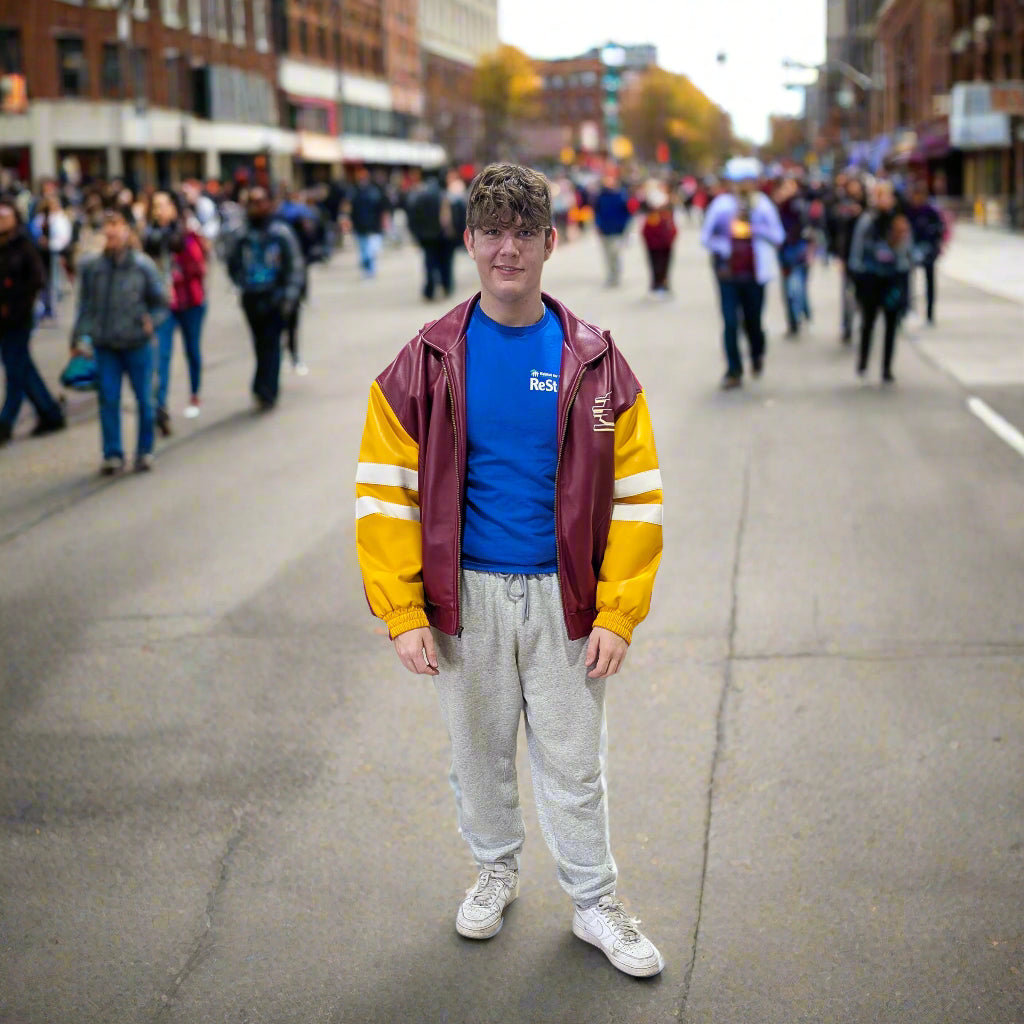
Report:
355,293,663,644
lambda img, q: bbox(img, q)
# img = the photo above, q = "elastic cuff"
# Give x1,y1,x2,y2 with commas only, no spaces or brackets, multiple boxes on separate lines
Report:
593,610,638,645
383,606,430,640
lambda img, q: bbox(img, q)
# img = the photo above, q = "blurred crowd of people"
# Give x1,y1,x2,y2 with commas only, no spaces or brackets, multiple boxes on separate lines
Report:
0,165,484,472
0,156,952,469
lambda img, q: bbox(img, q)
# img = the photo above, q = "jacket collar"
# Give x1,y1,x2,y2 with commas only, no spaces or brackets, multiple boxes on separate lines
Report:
419,292,608,365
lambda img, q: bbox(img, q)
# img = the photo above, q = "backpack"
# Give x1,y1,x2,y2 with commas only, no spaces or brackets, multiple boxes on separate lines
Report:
240,229,285,293
406,185,442,243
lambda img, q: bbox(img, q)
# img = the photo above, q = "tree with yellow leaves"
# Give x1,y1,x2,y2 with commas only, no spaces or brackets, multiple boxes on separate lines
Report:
620,68,737,171
473,45,542,163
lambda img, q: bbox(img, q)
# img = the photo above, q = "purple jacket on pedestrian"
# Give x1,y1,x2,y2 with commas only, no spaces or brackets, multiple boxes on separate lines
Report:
700,192,785,285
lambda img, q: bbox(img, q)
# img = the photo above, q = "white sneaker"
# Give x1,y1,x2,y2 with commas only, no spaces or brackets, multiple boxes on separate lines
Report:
183,398,201,419
293,361,309,377
455,863,518,939
572,894,665,977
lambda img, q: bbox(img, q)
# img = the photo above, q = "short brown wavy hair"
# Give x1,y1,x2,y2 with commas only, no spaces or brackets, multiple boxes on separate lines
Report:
466,164,552,235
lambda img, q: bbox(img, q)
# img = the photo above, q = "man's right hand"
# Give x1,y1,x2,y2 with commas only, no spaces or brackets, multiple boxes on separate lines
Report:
393,626,439,676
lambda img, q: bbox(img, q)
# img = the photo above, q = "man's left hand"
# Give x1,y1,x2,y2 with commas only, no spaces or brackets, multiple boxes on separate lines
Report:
585,626,629,679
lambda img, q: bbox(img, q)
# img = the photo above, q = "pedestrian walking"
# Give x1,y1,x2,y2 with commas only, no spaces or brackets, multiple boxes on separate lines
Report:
30,195,73,321
441,169,468,292
355,163,666,978
593,170,632,287
640,185,677,297
71,209,168,474
829,178,867,344
0,198,66,446
347,167,389,279
905,182,945,326
700,157,785,389
275,189,325,376
225,187,304,410
143,191,208,425
848,180,912,384
406,172,452,301
774,177,812,338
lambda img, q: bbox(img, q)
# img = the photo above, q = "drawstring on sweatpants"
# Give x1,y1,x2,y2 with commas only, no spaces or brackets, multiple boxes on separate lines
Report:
503,574,530,624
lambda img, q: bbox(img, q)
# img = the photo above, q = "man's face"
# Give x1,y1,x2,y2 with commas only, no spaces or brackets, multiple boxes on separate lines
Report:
104,216,131,251
874,183,895,212
0,206,16,237
465,219,556,309
247,190,272,221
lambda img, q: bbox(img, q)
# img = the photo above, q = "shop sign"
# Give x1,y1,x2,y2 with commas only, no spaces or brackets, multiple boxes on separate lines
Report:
950,83,1011,149
990,82,1024,117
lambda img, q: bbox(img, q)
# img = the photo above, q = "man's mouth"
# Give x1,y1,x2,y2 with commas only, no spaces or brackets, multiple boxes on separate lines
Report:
494,265,523,273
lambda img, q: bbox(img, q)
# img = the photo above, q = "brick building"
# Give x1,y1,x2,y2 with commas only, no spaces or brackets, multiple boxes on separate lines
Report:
274,0,440,179
0,0,292,186
420,0,497,166
873,0,1024,224
528,54,604,161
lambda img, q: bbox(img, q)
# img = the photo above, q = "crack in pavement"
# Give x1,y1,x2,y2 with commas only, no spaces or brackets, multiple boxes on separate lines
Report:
150,820,248,1023
679,455,752,1019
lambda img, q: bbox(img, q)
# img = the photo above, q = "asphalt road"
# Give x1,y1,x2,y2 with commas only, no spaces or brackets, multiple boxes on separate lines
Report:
1,223,1022,1024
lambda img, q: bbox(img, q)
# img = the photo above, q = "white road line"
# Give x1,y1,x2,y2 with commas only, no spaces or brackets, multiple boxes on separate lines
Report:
967,396,1024,460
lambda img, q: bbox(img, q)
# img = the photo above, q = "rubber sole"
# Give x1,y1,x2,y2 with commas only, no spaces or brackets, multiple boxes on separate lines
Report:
572,917,665,978
455,890,518,940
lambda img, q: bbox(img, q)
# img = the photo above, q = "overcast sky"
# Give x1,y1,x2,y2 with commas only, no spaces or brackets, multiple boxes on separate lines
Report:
498,0,827,143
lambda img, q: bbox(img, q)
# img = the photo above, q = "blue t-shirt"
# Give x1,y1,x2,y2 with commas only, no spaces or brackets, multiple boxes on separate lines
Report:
462,305,564,574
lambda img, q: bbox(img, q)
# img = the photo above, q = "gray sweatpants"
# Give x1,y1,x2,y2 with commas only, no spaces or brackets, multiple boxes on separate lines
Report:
434,570,617,908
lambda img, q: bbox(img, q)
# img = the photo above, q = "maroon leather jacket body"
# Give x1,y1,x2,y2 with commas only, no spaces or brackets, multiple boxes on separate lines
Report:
375,293,643,641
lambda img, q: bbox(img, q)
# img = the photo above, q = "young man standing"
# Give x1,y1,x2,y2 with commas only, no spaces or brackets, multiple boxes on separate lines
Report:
355,164,665,977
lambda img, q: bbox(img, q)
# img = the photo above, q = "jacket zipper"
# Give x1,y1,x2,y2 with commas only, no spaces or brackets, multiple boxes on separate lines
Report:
442,358,464,636
553,365,586,628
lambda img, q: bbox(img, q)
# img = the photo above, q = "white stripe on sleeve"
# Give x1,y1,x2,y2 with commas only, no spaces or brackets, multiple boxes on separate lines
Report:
613,469,663,499
355,462,419,490
610,503,663,525
355,496,421,522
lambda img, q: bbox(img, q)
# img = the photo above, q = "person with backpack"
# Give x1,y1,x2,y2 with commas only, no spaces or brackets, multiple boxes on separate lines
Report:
275,189,324,376
71,208,168,474
405,171,451,301
848,180,913,384
0,197,66,446
355,163,666,977
225,187,305,409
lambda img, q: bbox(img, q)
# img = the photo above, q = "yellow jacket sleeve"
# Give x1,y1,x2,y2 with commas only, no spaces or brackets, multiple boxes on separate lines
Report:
355,380,429,639
593,389,663,644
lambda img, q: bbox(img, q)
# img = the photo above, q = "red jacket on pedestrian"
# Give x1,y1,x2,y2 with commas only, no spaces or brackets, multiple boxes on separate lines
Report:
170,231,206,311
641,208,677,251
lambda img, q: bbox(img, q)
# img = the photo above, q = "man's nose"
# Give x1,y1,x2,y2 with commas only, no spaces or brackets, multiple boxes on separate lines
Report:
497,232,519,256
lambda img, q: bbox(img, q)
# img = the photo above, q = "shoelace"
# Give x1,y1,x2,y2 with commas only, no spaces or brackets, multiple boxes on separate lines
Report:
467,869,513,906
595,897,642,943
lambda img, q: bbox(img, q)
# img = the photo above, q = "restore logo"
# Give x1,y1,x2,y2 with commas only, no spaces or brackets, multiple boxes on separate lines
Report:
529,369,558,392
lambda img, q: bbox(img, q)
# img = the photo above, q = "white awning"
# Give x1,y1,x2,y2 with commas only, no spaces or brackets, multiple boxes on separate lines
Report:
296,132,344,163
339,135,447,167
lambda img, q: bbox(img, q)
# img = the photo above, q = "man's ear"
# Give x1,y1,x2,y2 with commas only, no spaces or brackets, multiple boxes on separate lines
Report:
463,226,474,256
544,226,558,261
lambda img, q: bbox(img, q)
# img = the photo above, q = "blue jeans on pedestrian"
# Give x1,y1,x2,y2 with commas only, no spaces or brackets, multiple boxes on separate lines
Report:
356,233,382,277
96,344,154,460
783,263,810,333
717,277,766,378
1,325,63,429
155,305,206,409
